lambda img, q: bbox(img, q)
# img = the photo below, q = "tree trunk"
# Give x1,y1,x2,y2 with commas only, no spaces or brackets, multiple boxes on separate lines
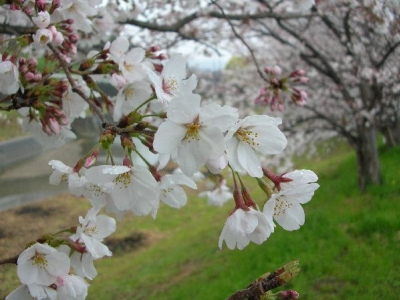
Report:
354,122,383,192
380,117,400,147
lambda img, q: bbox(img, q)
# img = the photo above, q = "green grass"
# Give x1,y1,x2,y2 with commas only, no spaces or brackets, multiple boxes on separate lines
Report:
82,145,400,300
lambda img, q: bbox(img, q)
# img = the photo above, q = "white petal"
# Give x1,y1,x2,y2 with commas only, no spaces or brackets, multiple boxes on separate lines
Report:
237,142,263,177
45,251,70,277
226,137,246,174
167,92,201,124
199,103,238,132
5,285,31,300
153,121,186,154
161,185,187,208
275,203,305,231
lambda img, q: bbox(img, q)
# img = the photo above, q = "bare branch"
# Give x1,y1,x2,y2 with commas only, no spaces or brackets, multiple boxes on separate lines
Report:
210,1,267,81
122,9,317,33
0,255,18,265
227,260,300,300
375,40,400,69
47,44,111,127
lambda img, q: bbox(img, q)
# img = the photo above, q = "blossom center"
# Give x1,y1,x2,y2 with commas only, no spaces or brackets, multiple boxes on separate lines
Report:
33,253,48,268
162,78,178,95
236,128,259,147
273,198,293,217
184,123,201,141
124,87,135,99
40,35,50,44
115,172,132,188
84,225,98,236
161,187,174,197
123,62,134,72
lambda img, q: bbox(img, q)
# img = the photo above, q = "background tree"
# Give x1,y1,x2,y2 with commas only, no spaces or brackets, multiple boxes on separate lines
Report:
117,0,400,191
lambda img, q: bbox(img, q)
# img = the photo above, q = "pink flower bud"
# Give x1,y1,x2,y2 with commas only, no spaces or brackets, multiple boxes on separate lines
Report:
19,65,28,74
278,290,300,300
28,57,38,68
25,72,35,81
149,45,161,52
289,69,306,77
48,117,60,135
34,73,42,81
52,0,61,8
24,7,33,15
271,65,282,76
52,31,65,46
123,155,132,168
36,0,46,11
299,76,309,83
153,63,163,73
157,53,168,60
84,149,99,168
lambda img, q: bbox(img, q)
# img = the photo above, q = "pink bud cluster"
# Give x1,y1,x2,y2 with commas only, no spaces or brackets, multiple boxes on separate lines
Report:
8,0,24,11
40,106,69,136
255,66,308,111
35,0,61,13
146,45,168,72
18,57,42,83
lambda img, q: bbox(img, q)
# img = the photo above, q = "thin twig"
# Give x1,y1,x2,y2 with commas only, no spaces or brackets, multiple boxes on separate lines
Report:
47,44,111,127
210,1,268,81
0,255,19,265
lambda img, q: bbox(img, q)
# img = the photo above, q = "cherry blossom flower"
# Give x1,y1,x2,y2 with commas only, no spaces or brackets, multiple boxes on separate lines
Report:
19,108,76,149
153,90,238,176
219,208,274,250
17,243,70,286
32,11,51,29
57,0,99,33
263,170,319,231
48,160,88,198
147,54,189,106
55,274,89,299
59,244,98,280
32,28,53,46
158,173,197,208
119,47,150,82
6,283,57,300
112,80,152,121
70,208,116,259
86,165,160,217
107,36,129,63
225,115,287,177
0,60,20,95
199,179,233,207
70,251,97,280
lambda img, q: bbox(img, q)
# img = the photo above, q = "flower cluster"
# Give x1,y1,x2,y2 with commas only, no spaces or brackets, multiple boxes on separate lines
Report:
254,66,309,111
6,208,114,300
0,1,319,299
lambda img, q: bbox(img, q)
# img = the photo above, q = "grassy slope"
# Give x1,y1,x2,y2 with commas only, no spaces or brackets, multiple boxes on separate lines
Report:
85,145,400,300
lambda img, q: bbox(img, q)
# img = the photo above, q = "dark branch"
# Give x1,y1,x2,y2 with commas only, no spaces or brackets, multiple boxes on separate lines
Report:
123,10,318,33
375,40,400,69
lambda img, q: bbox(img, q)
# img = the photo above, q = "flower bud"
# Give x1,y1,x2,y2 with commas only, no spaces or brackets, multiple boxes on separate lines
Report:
24,72,35,81
120,134,135,153
99,129,115,149
276,290,300,300
28,57,38,68
34,73,42,82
